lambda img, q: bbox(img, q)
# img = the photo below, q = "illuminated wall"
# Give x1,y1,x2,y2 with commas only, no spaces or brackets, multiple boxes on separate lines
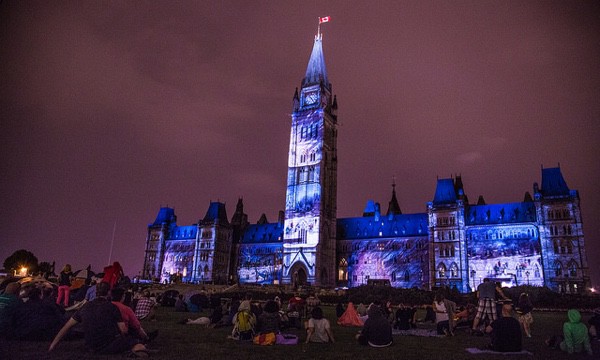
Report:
465,226,543,288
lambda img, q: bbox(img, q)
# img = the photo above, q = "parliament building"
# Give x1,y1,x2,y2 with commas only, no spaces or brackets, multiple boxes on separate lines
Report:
142,32,589,294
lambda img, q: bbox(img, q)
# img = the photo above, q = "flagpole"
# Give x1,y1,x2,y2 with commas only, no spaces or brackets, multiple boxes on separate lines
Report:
317,17,320,37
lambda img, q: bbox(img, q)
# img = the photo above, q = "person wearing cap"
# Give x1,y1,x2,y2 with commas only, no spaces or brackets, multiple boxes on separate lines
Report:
485,299,522,352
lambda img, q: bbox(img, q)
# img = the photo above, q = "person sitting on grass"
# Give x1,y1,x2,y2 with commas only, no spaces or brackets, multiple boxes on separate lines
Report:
134,291,157,321
257,300,281,334
485,299,522,352
305,307,334,344
12,286,64,341
174,294,187,312
472,278,508,334
230,300,256,341
588,308,600,341
0,282,21,338
111,287,158,344
394,303,416,330
356,303,392,348
49,282,150,357
545,309,593,355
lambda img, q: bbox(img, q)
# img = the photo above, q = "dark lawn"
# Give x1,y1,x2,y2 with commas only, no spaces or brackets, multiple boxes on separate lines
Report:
2,306,598,360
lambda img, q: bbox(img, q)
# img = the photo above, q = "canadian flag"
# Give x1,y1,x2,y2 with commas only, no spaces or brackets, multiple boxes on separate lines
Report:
319,16,331,24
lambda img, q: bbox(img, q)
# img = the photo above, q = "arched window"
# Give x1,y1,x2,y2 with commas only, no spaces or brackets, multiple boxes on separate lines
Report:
568,261,578,277
404,270,410,282
450,263,458,278
437,263,446,278
554,261,563,276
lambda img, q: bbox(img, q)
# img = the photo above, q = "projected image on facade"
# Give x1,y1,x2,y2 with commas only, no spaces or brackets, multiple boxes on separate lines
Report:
284,109,324,248
467,229,543,288
237,244,283,284
346,242,427,288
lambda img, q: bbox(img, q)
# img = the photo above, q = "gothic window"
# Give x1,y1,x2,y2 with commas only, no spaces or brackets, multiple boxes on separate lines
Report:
404,270,410,282
567,225,572,235
554,261,563,276
567,241,573,254
568,261,578,277
534,264,540,278
437,263,446,278
450,263,458,278
391,272,396,282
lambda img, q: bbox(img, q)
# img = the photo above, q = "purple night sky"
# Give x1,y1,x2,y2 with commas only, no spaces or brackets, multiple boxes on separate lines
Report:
1,2,599,286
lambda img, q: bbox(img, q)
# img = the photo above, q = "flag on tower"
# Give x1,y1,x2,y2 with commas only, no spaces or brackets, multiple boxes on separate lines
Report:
319,16,331,24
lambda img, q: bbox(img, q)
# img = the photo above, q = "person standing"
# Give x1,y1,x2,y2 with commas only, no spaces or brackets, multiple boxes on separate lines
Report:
471,278,508,333
56,264,73,307
515,293,533,338
433,292,456,336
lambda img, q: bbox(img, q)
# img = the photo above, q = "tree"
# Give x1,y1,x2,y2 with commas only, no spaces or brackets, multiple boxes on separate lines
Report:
38,261,54,278
3,249,39,275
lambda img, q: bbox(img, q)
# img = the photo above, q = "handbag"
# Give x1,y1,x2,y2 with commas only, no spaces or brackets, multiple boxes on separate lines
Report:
275,333,299,345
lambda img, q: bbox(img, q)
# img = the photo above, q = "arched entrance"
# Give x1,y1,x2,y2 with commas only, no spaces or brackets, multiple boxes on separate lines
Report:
290,262,308,288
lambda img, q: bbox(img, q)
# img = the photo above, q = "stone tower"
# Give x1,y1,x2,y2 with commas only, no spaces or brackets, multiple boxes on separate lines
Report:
281,31,338,286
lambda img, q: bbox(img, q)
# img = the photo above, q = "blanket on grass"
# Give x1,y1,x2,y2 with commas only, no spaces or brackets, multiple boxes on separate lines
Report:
392,328,441,337
465,348,532,355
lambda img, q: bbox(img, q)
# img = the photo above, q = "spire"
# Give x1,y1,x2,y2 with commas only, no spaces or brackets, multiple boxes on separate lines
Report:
386,180,402,216
302,33,329,88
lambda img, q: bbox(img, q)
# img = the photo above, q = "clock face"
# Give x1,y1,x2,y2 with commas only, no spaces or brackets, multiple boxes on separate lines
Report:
304,91,319,105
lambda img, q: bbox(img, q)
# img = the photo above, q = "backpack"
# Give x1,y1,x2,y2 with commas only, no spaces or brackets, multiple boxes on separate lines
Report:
232,310,255,340
236,311,255,333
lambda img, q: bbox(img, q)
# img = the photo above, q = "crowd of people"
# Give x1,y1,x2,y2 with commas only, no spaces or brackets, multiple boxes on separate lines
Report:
0,267,598,357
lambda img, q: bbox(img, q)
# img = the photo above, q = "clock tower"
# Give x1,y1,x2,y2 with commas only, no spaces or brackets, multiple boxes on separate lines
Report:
282,32,338,286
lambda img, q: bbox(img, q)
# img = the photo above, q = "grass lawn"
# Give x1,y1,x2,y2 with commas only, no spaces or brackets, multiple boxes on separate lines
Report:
2,306,598,360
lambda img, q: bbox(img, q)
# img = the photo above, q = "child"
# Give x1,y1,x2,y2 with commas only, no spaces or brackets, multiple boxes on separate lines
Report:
515,293,533,337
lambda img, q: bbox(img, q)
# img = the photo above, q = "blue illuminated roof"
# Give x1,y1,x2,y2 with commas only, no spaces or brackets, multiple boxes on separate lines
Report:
240,223,283,244
150,207,176,226
541,167,570,197
337,213,428,240
202,202,229,225
465,202,536,225
167,225,197,240
432,179,457,205
303,34,329,87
